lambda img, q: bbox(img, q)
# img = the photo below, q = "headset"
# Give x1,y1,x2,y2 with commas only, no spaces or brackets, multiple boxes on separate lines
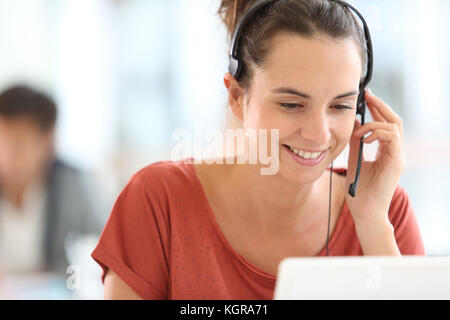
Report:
227,0,374,255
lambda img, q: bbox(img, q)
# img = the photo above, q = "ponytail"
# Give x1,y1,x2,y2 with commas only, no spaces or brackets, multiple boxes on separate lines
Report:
218,0,259,39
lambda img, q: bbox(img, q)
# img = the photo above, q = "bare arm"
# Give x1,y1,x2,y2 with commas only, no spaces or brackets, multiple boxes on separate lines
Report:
104,269,143,300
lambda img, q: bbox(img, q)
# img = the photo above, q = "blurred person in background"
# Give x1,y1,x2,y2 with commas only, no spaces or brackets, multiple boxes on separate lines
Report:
0,85,103,276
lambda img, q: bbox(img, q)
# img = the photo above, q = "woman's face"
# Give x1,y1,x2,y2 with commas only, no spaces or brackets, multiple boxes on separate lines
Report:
242,33,362,183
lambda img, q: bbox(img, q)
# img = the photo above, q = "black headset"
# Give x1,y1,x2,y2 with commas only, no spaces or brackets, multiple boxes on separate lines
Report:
228,0,374,199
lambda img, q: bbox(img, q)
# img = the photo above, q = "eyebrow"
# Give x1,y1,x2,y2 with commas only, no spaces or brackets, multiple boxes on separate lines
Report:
272,87,359,100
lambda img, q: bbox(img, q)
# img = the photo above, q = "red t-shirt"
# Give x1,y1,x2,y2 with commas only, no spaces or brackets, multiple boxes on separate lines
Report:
91,159,425,300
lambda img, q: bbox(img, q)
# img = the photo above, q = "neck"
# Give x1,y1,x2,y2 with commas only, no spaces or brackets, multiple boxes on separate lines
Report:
2,181,29,210
0,168,48,211
227,161,328,230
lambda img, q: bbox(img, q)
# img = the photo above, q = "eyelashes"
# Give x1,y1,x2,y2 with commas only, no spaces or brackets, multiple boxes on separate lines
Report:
279,103,354,111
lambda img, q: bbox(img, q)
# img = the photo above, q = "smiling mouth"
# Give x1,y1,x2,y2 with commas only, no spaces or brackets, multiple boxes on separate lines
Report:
282,144,328,160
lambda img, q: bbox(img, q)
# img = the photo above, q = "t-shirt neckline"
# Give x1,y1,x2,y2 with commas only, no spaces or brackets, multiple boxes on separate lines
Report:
181,159,349,282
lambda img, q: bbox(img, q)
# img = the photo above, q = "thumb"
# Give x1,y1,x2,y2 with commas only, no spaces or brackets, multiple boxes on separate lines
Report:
347,119,364,179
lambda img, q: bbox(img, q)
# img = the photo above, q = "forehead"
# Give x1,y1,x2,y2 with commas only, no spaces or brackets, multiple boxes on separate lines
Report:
0,117,43,139
254,33,363,97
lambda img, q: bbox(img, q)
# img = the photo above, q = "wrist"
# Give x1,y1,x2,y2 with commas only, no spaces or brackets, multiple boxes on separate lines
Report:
354,215,393,233
354,216,401,256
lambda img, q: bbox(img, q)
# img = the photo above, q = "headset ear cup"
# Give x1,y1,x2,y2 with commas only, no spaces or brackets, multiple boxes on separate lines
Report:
228,58,240,79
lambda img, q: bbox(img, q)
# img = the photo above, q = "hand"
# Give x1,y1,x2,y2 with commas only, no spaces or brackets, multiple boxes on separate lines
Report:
345,89,406,227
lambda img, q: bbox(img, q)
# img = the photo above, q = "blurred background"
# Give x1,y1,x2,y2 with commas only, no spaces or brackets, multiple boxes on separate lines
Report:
0,0,448,299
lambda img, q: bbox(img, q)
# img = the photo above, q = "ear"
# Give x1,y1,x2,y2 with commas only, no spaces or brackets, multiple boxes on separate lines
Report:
42,128,56,159
224,72,245,122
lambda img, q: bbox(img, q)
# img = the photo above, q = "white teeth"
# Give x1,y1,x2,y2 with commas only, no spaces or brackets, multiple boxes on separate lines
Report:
289,146,322,159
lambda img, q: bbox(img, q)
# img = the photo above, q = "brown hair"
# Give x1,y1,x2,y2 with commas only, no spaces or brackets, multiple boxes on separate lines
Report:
0,85,57,132
218,0,367,90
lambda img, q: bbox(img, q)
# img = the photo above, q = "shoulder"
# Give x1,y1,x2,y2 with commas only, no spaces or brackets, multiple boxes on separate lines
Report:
120,159,199,212
48,158,81,182
47,159,92,197
107,161,195,230
387,185,425,255
131,159,196,193
134,159,193,181
387,184,414,222
46,159,89,200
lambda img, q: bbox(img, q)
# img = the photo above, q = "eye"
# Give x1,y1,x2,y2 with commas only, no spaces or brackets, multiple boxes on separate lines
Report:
278,103,355,111
332,105,354,111
279,103,303,110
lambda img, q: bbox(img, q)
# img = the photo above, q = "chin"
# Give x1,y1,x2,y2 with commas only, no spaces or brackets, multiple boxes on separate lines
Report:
279,146,328,184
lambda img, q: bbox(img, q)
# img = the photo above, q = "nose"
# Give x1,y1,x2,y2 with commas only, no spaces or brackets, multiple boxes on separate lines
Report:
297,108,331,147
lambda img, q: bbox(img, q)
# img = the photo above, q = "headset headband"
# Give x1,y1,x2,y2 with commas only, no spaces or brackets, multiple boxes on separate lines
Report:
229,0,373,88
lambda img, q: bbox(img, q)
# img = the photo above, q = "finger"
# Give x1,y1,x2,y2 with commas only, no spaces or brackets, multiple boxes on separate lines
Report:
354,122,399,138
366,100,387,123
365,101,404,142
365,90,403,125
352,118,362,138
366,129,406,170
363,129,401,145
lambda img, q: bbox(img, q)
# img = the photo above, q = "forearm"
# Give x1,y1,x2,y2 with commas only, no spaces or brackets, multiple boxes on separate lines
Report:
354,216,401,256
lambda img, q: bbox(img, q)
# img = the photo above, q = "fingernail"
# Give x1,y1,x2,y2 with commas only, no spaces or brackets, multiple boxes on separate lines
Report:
366,88,374,96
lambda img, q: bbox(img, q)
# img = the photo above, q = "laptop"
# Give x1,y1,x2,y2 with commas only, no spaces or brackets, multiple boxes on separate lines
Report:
274,256,450,300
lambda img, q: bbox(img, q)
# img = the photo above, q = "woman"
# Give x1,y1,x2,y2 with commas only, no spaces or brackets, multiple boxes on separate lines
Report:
92,0,425,300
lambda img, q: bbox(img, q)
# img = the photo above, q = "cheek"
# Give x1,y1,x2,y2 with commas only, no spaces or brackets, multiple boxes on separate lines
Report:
334,117,356,147
243,100,277,130
15,142,43,170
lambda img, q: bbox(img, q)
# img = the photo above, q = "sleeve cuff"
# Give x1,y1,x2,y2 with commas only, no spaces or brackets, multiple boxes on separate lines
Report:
91,242,166,300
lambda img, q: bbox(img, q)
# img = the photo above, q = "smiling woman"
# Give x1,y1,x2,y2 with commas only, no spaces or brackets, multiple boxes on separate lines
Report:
91,0,425,300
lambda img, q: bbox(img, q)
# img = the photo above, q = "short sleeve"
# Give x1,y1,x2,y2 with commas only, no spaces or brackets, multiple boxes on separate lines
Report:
388,185,426,256
91,172,170,300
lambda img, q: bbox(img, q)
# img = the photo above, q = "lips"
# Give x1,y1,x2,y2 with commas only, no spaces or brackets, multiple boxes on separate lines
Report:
283,144,327,166
283,144,328,154
283,145,329,160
